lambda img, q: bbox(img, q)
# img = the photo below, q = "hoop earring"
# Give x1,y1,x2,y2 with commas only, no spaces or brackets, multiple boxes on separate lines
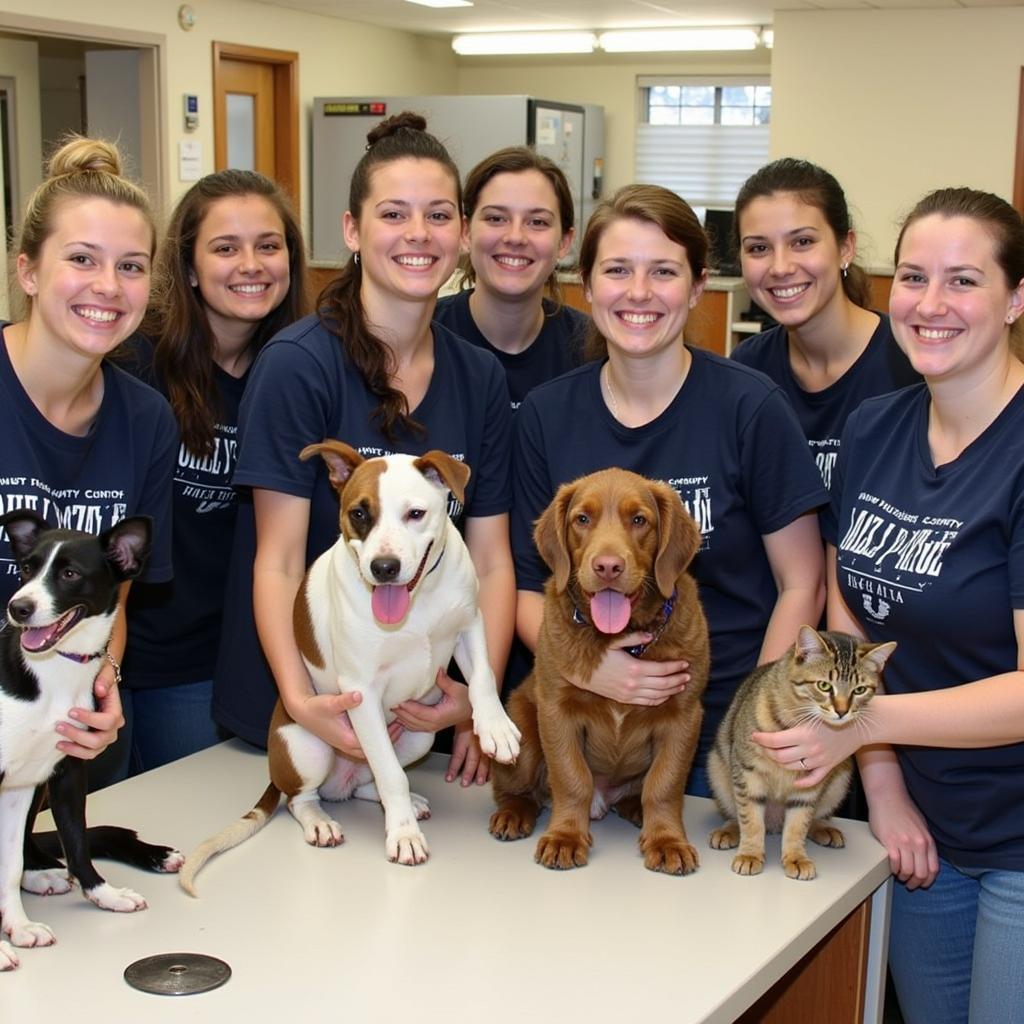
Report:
353,251,361,266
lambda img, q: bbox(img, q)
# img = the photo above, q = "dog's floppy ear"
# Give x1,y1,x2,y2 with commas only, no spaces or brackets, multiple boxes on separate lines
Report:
300,440,364,495
414,450,471,504
0,511,50,559
533,481,577,592
100,516,152,582
651,482,702,597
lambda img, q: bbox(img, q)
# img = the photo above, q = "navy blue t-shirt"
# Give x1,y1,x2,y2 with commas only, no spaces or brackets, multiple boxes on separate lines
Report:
731,314,920,492
121,336,248,689
213,313,513,747
513,350,828,766
0,326,176,606
433,290,589,410
822,384,1024,870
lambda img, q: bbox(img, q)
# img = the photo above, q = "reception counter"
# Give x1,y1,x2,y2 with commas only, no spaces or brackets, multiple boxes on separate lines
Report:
9,743,891,1022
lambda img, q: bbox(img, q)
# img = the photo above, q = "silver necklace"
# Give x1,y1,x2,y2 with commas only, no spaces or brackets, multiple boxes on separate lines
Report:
603,364,621,420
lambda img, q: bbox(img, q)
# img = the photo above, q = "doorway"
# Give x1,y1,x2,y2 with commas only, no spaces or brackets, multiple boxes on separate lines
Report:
212,42,299,207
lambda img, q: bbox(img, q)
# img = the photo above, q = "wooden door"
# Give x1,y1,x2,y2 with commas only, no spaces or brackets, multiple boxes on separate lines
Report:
217,58,276,177
212,43,299,206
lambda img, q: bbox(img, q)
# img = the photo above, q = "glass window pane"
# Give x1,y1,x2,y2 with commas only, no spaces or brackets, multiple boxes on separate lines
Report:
721,106,754,126
680,85,714,106
721,85,754,107
680,107,714,126
754,107,771,126
649,106,681,126
649,85,680,106
226,93,255,171
755,85,772,106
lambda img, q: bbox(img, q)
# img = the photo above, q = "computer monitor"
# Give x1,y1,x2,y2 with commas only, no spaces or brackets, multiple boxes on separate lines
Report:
703,207,741,277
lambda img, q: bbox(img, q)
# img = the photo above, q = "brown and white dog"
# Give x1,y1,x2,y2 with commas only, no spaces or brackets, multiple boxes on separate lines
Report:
180,442,520,893
490,468,710,874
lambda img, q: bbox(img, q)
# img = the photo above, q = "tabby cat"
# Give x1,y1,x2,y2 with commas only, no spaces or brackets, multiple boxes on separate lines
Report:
707,626,896,880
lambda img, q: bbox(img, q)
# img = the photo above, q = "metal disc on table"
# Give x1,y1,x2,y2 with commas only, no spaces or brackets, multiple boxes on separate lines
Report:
124,952,231,996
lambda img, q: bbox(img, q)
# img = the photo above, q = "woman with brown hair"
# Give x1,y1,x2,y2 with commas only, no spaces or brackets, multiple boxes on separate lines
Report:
112,169,307,780
433,145,588,409
213,114,515,787
512,184,827,796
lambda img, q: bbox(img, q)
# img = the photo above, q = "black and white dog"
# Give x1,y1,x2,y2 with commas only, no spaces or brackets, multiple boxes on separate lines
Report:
0,511,181,972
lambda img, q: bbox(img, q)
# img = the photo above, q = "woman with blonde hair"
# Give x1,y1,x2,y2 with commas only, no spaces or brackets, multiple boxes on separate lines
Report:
0,136,176,779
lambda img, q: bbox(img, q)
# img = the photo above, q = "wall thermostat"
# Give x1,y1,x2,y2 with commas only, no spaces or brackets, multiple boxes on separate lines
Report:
184,94,199,131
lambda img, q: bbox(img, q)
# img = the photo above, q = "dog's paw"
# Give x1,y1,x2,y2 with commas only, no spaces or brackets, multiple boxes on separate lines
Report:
535,829,591,870
304,818,344,848
386,824,429,866
782,853,817,881
22,868,75,896
489,802,538,841
473,707,522,765
731,853,765,876
809,822,845,848
5,919,56,949
410,792,431,821
709,822,740,850
156,848,186,873
83,882,147,912
0,939,19,971
640,832,699,875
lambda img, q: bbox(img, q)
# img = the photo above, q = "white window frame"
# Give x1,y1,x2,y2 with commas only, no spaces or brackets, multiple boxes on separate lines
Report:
635,75,770,210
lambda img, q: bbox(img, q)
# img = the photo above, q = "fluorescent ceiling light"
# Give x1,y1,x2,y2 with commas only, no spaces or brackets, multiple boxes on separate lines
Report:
452,31,597,55
405,0,473,7
599,28,760,52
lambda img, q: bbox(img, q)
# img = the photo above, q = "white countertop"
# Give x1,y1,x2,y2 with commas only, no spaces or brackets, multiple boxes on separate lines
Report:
8,742,890,1021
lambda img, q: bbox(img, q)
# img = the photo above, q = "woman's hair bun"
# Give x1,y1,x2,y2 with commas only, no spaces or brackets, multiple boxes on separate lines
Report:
366,111,428,148
46,136,124,179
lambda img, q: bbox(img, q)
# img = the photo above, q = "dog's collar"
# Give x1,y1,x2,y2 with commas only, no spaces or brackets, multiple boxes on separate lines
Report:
57,649,104,665
55,649,123,684
571,588,678,659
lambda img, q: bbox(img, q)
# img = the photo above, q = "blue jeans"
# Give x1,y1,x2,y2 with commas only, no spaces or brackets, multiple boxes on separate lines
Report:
88,679,224,790
889,855,1024,1024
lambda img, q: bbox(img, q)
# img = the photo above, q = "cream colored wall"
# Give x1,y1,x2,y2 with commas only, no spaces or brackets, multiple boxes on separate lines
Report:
0,0,458,220
457,51,770,197
771,8,1024,269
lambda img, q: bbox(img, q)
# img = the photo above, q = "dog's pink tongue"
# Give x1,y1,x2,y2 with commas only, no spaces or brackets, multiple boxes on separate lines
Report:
372,584,410,625
590,589,632,635
20,624,59,652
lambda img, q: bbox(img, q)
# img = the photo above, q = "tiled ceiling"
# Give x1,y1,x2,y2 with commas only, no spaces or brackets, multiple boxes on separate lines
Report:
257,0,1019,37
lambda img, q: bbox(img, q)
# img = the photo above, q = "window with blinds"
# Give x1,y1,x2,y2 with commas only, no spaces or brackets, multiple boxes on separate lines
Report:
635,77,771,211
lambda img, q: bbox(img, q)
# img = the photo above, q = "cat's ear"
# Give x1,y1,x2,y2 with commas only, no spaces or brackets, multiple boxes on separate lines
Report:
794,624,828,662
534,480,577,592
859,640,897,675
651,481,701,596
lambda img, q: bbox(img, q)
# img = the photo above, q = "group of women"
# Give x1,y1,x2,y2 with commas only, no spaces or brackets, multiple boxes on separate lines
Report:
1,114,1021,1024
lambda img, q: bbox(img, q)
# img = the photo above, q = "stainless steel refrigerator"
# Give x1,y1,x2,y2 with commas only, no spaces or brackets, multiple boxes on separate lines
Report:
311,95,604,264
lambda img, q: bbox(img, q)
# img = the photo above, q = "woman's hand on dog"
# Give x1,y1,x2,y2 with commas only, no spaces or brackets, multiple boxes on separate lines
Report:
570,635,691,705
289,691,375,761
391,669,491,786
57,662,126,760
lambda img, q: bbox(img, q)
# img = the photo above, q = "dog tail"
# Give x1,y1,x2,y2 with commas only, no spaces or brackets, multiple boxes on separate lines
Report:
178,782,281,897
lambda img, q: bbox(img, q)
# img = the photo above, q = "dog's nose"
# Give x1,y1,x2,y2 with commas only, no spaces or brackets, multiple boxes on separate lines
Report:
8,597,34,623
591,554,624,582
370,556,402,583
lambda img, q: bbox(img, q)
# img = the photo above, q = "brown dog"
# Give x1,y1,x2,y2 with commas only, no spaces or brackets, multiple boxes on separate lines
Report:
490,467,710,874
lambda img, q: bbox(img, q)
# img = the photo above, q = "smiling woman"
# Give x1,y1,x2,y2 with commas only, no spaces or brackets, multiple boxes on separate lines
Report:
511,183,828,797
97,170,308,787
213,113,516,790
0,135,177,783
